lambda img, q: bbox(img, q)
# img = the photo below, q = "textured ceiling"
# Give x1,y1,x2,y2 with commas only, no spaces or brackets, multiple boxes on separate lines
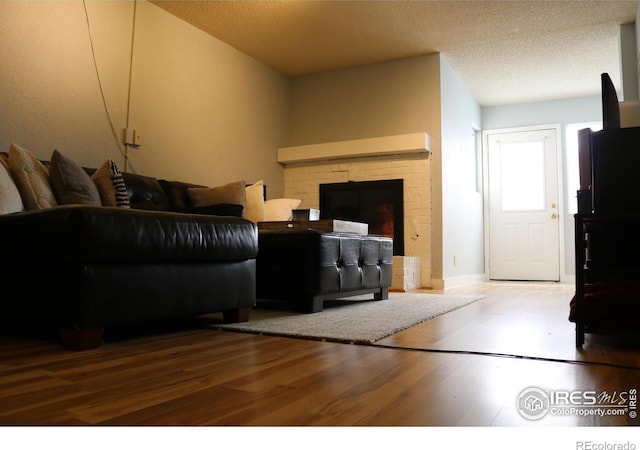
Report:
151,0,638,106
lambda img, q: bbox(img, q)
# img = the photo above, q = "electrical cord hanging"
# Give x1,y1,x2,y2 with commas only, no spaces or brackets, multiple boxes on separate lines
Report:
366,341,640,371
82,0,139,174
217,328,640,371
123,0,138,174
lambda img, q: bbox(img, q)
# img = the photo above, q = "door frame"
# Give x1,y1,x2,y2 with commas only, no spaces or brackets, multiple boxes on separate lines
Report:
482,124,567,283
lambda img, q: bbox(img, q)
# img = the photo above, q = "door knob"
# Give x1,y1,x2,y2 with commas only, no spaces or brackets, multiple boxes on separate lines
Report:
551,213,557,219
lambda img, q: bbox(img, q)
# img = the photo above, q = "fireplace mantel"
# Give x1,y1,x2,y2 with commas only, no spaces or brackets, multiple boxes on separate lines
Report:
277,133,430,165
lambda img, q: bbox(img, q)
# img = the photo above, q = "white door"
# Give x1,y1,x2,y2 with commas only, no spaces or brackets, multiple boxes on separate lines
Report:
487,128,560,281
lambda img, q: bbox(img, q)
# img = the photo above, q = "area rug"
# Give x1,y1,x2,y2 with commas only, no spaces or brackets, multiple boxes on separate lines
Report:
218,292,484,344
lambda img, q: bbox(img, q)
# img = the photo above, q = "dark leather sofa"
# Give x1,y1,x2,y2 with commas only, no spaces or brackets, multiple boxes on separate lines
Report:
0,161,258,350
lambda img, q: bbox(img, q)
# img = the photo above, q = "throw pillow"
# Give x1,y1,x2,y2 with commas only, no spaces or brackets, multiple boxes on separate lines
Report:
0,158,24,215
91,159,131,208
264,198,302,221
8,143,58,210
49,150,101,206
244,180,265,223
158,179,205,209
187,180,246,213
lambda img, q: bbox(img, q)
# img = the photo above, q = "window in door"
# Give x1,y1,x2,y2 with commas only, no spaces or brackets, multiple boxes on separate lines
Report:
500,140,546,211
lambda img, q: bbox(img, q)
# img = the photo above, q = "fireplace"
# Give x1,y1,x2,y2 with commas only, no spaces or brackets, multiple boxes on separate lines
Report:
319,179,404,255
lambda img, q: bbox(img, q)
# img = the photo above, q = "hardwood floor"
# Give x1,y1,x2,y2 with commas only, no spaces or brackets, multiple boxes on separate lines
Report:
0,281,638,428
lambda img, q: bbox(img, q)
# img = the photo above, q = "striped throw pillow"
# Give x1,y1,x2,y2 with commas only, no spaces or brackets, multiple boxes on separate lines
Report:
91,159,130,208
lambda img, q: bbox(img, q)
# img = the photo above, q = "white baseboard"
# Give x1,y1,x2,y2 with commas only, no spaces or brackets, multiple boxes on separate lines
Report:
442,274,486,290
428,274,573,290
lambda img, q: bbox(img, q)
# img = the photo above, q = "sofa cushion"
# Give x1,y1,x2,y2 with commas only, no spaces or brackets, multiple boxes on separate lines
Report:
91,159,130,208
122,172,170,210
187,180,246,212
49,150,102,206
0,158,24,215
8,143,58,210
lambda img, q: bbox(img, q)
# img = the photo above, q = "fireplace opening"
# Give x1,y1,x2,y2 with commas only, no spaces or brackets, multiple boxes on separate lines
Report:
319,179,404,255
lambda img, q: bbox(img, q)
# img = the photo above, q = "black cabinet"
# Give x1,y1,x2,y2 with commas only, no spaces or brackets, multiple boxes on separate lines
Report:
573,212,640,346
573,127,640,346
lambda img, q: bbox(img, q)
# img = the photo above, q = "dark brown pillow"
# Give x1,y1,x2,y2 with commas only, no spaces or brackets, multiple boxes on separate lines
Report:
159,179,205,209
187,180,246,210
49,150,101,206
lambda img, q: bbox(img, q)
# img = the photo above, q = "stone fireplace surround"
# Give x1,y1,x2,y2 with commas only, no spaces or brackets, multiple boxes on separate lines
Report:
278,133,432,290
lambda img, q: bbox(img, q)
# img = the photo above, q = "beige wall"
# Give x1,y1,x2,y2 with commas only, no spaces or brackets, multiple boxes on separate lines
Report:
0,1,131,167
129,2,289,192
0,1,289,196
288,55,441,147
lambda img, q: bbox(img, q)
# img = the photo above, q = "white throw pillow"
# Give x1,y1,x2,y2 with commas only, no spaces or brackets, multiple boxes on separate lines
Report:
0,158,24,214
264,198,302,221
244,180,265,223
